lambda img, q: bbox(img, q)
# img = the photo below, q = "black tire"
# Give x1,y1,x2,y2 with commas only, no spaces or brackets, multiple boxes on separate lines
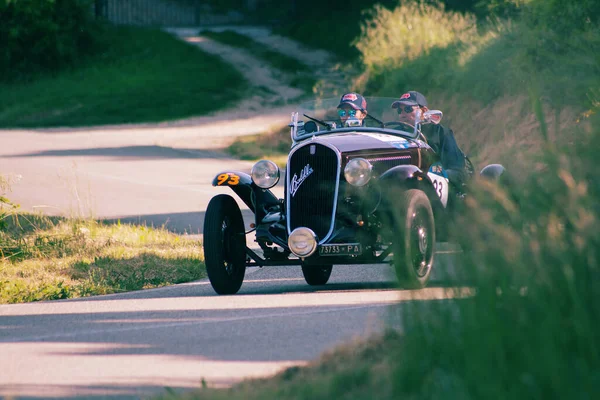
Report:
301,264,333,286
203,194,247,295
390,189,435,289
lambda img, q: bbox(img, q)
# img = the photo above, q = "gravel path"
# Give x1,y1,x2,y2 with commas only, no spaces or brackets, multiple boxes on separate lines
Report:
166,26,352,101
170,31,305,106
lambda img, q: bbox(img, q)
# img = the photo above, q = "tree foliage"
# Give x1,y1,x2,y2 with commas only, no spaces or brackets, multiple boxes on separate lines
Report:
0,0,101,81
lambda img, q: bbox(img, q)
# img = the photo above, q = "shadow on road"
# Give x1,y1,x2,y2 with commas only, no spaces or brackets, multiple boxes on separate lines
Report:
5,145,235,161
99,209,256,235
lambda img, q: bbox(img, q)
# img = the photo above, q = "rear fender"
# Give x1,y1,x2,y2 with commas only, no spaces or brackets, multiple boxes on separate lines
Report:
212,171,280,222
480,164,506,180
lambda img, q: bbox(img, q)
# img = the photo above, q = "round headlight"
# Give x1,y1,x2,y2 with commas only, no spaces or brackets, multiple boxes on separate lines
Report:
344,158,372,187
288,227,318,258
251,160,280,189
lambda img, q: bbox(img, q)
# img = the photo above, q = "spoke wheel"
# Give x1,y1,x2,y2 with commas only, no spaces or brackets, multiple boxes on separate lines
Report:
203,194,246,295
301,264,333,286
390,189,435,289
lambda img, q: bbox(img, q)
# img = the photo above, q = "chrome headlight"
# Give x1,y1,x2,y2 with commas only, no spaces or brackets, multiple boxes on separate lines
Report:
251,160,280,189
344,158,372,187
288,227,318,258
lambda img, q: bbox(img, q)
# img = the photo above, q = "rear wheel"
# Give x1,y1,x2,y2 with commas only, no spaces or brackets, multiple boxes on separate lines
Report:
203,194,247,295
390,189,435,289
301,264,333,286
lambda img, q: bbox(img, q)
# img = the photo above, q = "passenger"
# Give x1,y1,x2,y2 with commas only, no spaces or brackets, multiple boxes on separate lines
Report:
392,90,471,191
337,92,368,127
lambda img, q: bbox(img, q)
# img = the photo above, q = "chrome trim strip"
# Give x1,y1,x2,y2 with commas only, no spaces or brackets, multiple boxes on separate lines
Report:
293,127,419,142
365,155,411,163
286,139,342,244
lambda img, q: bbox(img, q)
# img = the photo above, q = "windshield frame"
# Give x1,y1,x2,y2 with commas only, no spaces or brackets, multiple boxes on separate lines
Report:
290,96,424,142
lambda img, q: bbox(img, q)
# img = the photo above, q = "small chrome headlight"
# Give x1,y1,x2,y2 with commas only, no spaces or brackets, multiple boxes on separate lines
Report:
344,158,372,187
288,227,318,258
251,160,280,189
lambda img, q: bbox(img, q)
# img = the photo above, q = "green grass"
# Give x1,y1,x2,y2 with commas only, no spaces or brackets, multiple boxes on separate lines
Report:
273,18,362,62
199,30,317,94
0,213,205,304
0,26,249,128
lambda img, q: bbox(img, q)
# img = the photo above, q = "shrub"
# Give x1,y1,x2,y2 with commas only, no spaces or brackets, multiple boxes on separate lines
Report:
356,0,479,72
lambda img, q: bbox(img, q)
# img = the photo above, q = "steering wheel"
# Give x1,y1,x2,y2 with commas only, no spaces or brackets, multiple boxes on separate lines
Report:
383,121,429,143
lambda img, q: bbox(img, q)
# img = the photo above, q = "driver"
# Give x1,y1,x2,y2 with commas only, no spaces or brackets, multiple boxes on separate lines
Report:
337,92,368,127
391,91,471,192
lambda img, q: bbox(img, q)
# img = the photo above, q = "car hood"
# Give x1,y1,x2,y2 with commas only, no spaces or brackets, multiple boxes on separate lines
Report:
306,132,419,153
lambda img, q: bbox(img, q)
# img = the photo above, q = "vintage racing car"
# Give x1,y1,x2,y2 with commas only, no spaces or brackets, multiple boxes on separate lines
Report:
203,97,505,294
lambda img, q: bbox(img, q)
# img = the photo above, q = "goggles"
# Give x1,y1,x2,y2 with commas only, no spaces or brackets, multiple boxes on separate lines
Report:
397,105,417,114
338,109,357,117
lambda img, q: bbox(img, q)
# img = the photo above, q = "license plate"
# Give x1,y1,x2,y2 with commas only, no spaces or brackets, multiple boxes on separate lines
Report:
319,243,362,256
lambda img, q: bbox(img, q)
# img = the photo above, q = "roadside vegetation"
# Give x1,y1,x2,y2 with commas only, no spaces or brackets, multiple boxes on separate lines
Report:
227,125,291,167
0,1,248,128
168,0,600,399
199,29,317,94
0,189,205,304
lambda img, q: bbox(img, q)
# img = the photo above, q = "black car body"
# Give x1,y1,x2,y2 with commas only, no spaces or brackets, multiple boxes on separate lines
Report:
203,97,504,294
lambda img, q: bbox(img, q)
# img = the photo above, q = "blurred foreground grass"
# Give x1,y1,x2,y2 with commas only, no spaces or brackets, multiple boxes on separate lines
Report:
0,213,205,304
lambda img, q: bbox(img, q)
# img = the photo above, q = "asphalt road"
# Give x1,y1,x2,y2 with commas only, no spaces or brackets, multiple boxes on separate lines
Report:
0,120,465,399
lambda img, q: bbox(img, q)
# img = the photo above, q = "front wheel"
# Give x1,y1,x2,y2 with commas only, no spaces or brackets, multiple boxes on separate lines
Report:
390,189,435,289
203,194,247,295
301,264,333,286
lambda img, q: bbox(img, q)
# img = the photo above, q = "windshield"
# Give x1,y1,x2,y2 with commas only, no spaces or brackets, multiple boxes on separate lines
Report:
291,97,419,142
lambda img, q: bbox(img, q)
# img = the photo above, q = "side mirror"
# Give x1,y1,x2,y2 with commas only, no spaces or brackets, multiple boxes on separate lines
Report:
423,110,443,125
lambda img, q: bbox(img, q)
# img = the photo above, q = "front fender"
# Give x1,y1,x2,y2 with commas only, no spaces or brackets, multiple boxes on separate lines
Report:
211,171,279,220
378,165,424,182
376,165,443,213
212,171,254,212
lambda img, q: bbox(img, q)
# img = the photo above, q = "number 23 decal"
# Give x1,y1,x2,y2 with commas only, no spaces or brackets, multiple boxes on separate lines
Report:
216,173,240,186
427,172,449,207
432,178,444,198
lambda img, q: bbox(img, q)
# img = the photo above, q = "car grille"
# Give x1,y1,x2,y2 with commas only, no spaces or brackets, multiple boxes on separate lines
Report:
287,143,339,241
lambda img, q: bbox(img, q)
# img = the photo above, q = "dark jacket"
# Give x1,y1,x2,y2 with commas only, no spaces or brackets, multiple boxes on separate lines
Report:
421,124,466,172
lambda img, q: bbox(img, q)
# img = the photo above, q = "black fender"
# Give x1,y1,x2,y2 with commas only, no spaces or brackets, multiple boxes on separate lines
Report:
480,164,506,180
378,165,440,206
376,165,445,234
212,171,280,222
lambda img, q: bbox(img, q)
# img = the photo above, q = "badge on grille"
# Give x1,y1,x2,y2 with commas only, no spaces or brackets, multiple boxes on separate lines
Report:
289,164,314,197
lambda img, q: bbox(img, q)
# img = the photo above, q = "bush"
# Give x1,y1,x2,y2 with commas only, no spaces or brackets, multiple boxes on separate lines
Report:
0,0,101,81
357,1,479,72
